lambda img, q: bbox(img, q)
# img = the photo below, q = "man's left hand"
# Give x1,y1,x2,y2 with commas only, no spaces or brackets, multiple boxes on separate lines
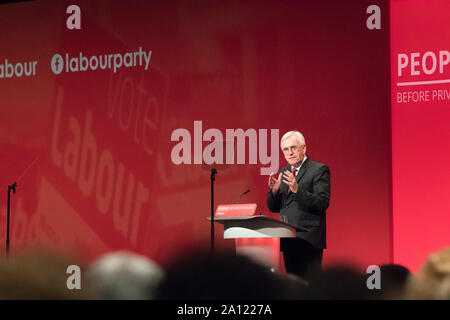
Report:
282,171,298,193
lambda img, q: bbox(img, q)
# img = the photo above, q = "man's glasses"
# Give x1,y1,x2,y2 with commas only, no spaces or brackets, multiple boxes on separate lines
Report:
282,145,301,153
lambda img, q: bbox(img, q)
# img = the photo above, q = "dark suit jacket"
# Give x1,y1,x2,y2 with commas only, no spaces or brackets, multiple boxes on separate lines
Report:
267,157,330,249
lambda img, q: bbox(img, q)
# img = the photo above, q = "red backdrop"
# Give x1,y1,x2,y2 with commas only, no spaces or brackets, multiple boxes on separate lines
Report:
0,0,392,269
391,0,450,271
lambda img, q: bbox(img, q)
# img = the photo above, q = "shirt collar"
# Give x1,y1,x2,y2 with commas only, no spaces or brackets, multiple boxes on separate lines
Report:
291,155,307,172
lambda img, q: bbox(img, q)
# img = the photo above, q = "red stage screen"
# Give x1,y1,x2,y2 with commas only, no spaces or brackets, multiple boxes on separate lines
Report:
0,0,392,269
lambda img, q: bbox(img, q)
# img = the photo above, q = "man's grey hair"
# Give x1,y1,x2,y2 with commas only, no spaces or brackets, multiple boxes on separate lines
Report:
280,131,306,147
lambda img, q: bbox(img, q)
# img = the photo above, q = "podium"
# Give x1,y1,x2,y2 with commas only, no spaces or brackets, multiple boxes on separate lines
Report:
208,215,308,270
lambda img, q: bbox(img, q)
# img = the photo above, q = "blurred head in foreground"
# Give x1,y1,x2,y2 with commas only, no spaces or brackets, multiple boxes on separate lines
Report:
404,247,450,300
376,264,410,299
155,252,291,300
87,250,164,300
298,265,373,300
0,249,89,299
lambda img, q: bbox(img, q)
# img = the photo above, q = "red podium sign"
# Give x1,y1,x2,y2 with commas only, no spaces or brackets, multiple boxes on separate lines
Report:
215,203,257,217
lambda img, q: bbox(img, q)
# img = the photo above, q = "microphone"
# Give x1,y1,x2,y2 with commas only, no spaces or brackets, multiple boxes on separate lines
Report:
237,189,250,203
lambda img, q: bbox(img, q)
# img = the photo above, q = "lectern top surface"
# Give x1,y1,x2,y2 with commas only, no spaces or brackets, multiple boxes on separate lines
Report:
206,215,308,232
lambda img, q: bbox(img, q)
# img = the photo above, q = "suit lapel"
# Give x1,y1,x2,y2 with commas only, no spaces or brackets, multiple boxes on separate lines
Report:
295,156,309,183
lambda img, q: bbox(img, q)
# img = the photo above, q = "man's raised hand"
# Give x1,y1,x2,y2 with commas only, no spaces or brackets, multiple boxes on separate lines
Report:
268,172,282,195
282,170,298,193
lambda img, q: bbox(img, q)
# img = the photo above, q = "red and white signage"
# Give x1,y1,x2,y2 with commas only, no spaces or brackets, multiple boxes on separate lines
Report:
215,204,257,217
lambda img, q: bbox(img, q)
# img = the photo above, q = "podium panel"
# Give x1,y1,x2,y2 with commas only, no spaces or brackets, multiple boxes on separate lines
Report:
209,215,308,270
235,238,280,270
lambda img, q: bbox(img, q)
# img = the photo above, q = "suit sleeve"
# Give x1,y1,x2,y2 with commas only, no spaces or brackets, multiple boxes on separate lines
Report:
267,189,282,213
294,165,330,213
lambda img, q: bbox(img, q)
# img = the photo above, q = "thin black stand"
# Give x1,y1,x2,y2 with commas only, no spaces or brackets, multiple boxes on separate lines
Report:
210,168,217,253
4,156,38,258
6,182,17,258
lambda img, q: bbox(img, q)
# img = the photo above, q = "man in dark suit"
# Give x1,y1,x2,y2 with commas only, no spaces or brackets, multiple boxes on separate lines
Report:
267,131,330,279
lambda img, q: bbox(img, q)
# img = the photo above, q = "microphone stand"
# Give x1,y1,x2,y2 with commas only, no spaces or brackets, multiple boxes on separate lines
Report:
4,156,39,258
210,168,217,254
6,182,17,258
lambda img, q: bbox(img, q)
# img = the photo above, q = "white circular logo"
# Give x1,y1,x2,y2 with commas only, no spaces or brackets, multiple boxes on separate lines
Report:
51,54,64,75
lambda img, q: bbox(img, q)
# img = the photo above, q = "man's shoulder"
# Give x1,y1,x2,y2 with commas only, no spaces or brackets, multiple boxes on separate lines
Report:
280,158,330,172
306,158,329,171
